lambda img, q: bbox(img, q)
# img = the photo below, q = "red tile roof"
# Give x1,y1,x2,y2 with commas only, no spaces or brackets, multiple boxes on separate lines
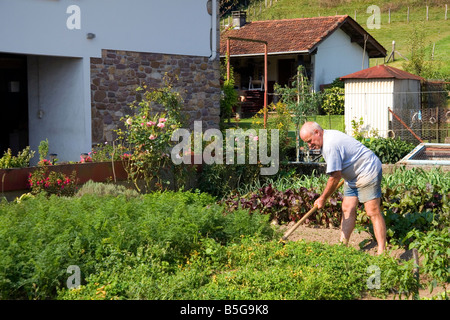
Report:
220,15,386,58
340,65,424,81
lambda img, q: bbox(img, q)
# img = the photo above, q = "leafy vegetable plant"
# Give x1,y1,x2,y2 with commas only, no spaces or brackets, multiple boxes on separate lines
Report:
222,183,342,227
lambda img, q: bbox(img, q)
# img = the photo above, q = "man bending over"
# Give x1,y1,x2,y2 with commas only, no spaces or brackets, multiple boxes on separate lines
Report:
300,121,386,254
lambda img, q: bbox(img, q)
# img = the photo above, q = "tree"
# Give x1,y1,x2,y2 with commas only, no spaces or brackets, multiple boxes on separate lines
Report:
402,23,441,79
220,0,247,17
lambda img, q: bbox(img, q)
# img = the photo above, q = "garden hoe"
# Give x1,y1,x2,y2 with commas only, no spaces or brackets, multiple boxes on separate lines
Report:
281,179,344,242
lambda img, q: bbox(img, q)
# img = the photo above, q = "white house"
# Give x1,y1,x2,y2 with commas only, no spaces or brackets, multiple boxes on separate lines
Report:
0,0,220,164
340,65,424,141
219,13,386,113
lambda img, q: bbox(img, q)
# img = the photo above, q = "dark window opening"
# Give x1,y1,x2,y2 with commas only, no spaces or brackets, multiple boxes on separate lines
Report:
0,53,29,156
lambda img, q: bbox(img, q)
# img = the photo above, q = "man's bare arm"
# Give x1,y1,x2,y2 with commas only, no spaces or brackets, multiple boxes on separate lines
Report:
314,171,342,209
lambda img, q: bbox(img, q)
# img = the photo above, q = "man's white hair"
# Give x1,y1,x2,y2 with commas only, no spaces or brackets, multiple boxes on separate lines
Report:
301,121,323,135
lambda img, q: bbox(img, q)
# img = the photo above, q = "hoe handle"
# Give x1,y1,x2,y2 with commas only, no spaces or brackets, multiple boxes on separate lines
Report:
281,179,344,241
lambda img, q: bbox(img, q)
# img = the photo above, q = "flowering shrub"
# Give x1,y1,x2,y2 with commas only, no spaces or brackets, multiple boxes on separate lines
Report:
80,154,93,163
120,153,132,160
37,159,52,166
28,168,77,197
115,78,188,192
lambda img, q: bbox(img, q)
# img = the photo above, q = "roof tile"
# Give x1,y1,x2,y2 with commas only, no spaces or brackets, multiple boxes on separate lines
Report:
340,65,424,81
220,15,348,56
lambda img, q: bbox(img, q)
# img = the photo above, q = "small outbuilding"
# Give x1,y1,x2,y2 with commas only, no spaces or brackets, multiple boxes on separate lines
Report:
340,65,425,142
220,13,386,115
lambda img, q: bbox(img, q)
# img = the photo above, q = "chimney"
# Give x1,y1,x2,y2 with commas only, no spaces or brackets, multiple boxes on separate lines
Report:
232,10,246,29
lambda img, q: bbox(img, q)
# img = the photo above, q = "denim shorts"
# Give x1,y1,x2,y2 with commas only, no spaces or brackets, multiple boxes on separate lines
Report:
344,170,382,203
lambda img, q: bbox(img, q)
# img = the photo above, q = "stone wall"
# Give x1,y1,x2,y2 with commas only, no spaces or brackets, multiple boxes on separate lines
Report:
90,49,221,144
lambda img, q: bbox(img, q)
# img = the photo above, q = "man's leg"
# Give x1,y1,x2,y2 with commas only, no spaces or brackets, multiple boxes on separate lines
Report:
340,196,358,245
364,197,386,255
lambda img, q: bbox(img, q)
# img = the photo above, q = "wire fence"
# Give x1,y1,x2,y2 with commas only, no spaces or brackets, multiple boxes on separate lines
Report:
385,82,448,144
390,106,450,144
221,1,449,26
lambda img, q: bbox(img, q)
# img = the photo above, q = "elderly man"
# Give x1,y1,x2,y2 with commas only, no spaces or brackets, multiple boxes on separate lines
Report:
300,121,386,254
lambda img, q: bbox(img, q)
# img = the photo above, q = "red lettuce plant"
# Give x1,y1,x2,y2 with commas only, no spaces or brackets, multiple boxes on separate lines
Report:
221,184,343,227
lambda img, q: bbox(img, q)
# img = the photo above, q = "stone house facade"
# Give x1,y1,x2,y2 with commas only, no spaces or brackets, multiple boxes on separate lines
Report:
90,50,221,145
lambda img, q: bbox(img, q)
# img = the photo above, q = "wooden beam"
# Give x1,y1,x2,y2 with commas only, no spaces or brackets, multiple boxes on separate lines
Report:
264,42,268,129
227,37,268,45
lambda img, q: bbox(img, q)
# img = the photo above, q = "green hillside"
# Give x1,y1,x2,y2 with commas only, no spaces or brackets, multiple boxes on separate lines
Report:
222,0,450,78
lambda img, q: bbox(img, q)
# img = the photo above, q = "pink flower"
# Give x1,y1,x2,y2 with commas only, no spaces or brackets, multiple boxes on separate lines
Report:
159,118,167,123
141,122,145,126
149,134,156,140
142,115,146,119
80,155,92,163
157,122,165,129
146,121,156,126
253,136,259,141
126,118,132,125
38,159,52,166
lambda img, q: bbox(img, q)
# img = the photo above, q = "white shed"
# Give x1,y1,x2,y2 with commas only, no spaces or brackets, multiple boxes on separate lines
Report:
340,65,424,141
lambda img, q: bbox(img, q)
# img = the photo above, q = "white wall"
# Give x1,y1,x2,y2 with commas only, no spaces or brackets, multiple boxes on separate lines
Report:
313,28,369,91
0,0,212,58
344,79,394,138
27,56,90,165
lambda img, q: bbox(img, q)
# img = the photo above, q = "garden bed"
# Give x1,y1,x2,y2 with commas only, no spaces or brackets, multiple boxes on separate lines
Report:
0,166,448,300
1,161,128,193
279,223,449,300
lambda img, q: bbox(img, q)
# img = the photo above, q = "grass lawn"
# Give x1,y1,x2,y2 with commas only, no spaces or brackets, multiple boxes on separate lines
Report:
226,114,345,133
